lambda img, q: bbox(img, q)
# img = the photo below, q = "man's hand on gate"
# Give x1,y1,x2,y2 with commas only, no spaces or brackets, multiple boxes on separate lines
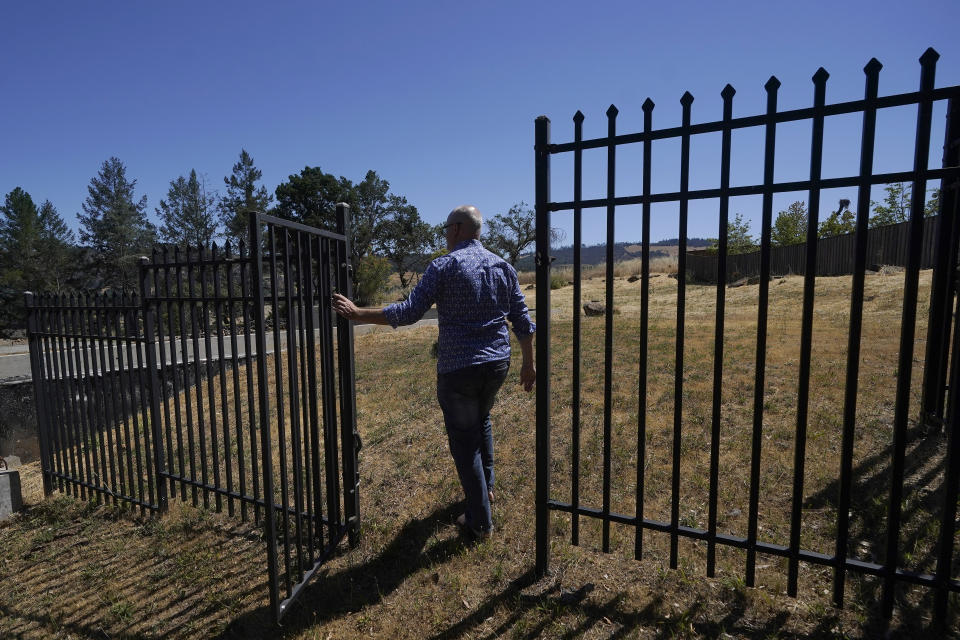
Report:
520,362,536,392
332,293,358,320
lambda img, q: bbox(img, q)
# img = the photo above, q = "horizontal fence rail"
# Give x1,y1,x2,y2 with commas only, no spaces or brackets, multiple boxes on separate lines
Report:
25,207,360,625
535,49,960,625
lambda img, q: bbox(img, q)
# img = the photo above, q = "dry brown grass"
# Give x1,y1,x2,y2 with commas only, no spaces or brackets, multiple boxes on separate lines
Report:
1,269,957,639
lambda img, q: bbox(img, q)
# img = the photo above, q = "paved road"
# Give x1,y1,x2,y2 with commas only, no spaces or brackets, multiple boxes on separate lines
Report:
0,317,439,384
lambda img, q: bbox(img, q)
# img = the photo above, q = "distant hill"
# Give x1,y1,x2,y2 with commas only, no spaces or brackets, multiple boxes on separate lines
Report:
653,238,713,247
515,241,673,271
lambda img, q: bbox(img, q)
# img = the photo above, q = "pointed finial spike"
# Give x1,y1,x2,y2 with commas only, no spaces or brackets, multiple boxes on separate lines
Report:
812,67,830,84
721,84,736,100
606,104,619,117
573,110,584,123
765,76,781,91
642,98,655,111
920,47,939,65
680,91,694,106
864,58,883,75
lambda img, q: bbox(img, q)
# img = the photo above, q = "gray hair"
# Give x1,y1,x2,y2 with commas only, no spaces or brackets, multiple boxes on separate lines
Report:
448,205,483,236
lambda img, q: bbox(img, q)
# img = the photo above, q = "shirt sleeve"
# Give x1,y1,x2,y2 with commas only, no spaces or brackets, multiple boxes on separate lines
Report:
505,267,536,338
382,261,439,327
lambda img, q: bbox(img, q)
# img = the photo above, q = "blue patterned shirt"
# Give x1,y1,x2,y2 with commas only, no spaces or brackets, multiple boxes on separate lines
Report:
383,239,536,374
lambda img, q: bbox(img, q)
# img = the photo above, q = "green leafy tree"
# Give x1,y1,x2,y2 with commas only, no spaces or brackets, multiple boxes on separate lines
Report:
771,201,808,246
819,199,857,238
219,149,272,240
707,213,756,255
870,183,941,228
157,169,219,246
485,202,536,267
380,202,433,289
870,183,910,227
924,187,941,217
77,157,155,290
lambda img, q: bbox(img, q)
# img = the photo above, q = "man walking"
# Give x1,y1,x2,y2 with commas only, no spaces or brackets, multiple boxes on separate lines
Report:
332,204,535,538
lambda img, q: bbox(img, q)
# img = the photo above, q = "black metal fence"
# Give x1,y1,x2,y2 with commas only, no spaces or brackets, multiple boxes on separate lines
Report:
534,49,960,623
26,208,360,623
687,215,942,283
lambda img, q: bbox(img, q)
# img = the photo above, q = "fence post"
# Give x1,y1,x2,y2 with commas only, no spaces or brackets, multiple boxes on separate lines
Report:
921,97,960,429
534,115,552,578
336,202,361,547
250,212,280,622
25,292,53,496
139,257,168,513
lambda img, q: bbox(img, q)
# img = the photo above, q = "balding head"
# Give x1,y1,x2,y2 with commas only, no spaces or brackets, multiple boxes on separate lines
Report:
446,205,483,238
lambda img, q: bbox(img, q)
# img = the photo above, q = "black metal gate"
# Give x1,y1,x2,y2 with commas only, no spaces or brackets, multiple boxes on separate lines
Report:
26,207,360,623
534,49,960,623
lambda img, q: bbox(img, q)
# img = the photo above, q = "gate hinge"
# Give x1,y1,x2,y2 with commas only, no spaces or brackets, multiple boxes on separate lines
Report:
535,252,556,268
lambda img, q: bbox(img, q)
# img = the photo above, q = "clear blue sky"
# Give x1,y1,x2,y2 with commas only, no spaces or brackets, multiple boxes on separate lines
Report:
2,0,958,248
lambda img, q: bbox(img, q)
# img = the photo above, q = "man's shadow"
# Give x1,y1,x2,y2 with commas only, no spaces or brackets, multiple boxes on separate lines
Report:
220,501,470,637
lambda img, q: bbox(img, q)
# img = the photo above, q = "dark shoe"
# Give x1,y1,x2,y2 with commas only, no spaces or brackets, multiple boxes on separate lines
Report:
456,513,492,539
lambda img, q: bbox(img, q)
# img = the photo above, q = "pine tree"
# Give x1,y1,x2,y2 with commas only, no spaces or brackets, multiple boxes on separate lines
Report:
77,157,155,290
219,149,272,240
157,169,219,246
36,200,76,292
0,189,76,333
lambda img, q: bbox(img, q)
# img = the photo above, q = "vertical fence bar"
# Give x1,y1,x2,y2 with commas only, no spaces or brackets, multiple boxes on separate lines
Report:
141,258,168,512
132,295,153,509
571,110,584,547
151,249,176,500
834,57,881,608
121,295,145,509
746,76,779,586
189,247,211,509
882,47,939,618
535,114,553,577
240,239,261,522
166,248,188,501
602,104,618,554
788,67,828,596
336,202,360,546
41,297,66,492
251,214,280,622
226,242,249,521
176,247,199,506
115,293,137,504
68,294,93,498
25,294,53,495
283,229,306,580
75,293,99,501
636,98,654,560
301,235,320,559
671,91,694,569
922,96,960,426
85,294,106,499
201,247,222,512
62,295,85,498
707,84,736,577
269,225,293,599
318,235,339,546
95,294,119,503
213,245,234,516
935,225,960,624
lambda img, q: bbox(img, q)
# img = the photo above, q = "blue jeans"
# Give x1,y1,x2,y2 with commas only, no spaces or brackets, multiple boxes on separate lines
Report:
436,359,510,534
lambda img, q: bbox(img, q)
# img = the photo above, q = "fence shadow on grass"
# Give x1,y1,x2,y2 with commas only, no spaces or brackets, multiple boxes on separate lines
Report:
801,421,954,632
219,501,470,638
